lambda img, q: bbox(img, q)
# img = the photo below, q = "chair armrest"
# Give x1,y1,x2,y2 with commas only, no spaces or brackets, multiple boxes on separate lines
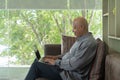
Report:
44,44,61,56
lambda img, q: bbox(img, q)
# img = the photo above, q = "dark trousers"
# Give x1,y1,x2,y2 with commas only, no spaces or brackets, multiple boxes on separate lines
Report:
25,59,62,80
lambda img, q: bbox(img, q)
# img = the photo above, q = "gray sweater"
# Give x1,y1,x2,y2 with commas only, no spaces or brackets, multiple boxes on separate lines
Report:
55,32,97,80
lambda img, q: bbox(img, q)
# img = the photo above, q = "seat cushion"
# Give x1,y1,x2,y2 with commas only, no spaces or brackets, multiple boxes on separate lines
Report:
61,34,76,54
89,38,106,80
105,52,120,80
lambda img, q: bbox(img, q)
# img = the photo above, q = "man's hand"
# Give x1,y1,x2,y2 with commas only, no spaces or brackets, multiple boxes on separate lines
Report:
42,55,59,65
45,59,56,65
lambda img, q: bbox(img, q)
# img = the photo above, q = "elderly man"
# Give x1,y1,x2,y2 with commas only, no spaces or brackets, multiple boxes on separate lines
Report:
25,17,97,80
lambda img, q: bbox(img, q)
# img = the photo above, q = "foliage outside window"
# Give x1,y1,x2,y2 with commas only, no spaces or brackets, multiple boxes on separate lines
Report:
0,10,102,66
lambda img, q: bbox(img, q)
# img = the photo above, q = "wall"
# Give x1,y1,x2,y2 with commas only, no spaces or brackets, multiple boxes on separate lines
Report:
103,0,120,53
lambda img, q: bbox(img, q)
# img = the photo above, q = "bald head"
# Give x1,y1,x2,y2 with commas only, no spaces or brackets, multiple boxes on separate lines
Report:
72,17,88,37
73,17,88,31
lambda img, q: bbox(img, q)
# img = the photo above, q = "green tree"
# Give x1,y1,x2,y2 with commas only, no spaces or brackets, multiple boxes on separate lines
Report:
0,10,102,65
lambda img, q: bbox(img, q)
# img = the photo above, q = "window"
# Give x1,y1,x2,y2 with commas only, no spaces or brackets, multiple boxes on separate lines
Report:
0,0,102,80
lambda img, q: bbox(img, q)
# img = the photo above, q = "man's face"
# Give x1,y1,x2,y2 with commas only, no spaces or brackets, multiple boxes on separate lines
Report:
72,21,84,37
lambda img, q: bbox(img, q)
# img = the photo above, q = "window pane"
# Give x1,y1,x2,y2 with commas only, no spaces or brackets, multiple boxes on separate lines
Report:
0,9,102,80
0,10,9,79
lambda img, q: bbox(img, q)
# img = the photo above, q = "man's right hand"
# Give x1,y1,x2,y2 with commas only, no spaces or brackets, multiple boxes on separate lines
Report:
41,55,60,65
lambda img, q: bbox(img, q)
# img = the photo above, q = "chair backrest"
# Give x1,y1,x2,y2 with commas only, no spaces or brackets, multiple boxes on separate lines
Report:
89,38,106,80
44,35,76,56
61,35,76,54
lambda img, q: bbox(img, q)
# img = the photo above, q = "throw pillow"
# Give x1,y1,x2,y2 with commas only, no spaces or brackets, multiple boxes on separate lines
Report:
89,38,106,80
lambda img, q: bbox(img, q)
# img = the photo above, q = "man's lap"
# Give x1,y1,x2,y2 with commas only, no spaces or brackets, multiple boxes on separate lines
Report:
34,61,62,80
